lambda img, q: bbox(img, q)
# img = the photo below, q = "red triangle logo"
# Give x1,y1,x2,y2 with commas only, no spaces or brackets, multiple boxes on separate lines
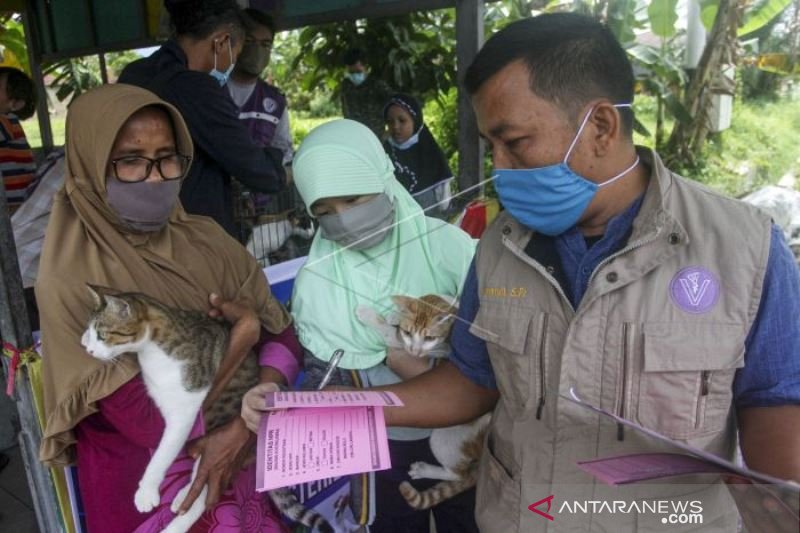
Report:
528,495,555,521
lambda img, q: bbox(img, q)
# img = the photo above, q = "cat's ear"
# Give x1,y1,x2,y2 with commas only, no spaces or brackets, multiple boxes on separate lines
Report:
104,294,132,319
391,295,417,313
86,284,104,309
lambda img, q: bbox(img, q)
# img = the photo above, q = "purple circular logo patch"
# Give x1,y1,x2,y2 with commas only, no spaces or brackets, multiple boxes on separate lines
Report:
262,97,278,113
670,266,720,314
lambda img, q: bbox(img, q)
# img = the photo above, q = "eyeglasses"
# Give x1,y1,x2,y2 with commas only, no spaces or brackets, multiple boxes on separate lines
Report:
245,37,273,50
110,154,191,183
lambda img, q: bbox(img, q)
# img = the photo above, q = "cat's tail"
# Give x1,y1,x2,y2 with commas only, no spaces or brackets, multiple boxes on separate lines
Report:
398,473,477,510
268,487,334,533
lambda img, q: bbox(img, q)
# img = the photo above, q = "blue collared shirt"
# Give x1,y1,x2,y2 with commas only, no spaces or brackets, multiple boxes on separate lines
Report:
450,199,800,408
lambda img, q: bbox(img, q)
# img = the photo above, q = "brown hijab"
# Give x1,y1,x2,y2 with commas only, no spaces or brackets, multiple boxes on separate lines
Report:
36,84,290,466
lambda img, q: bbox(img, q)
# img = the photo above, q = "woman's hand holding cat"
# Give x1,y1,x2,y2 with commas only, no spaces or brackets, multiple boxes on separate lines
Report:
203,294,262,410
207,293,260,345
241,381,282,433
177,417,255,514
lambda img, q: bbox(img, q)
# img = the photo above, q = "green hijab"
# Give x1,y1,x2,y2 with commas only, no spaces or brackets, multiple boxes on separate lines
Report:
291,119,475,370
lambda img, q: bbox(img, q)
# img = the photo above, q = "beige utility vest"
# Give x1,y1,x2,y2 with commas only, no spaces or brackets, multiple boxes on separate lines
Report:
470,150,771,532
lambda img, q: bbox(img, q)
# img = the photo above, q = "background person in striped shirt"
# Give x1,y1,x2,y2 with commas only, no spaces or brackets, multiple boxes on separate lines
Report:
0,66,37,214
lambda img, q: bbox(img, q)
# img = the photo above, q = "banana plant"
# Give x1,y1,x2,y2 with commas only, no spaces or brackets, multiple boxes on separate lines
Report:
0,15,29,73
42,56,103,105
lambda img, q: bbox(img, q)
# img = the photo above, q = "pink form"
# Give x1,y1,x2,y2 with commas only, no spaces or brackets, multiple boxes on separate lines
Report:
263,390,403,409
256,391,402,492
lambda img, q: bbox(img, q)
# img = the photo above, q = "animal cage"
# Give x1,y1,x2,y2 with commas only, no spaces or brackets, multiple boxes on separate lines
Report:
232,180,315,268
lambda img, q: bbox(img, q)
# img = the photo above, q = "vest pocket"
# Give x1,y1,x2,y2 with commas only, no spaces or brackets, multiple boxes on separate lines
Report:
476,433,521,532
636,323,745,440
469,302,536,414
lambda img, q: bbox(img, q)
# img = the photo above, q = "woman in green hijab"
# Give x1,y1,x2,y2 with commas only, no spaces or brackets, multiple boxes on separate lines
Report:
290,119,477,532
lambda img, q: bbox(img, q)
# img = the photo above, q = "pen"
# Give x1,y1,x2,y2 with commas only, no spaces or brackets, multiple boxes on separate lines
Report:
317,349,344,391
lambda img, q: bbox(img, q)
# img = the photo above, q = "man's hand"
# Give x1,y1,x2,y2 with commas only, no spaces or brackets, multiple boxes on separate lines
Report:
739,406,800,481
734,406,800,532
724,476,800,533
241,382,281,433
177,417,255,514
380,360,498,428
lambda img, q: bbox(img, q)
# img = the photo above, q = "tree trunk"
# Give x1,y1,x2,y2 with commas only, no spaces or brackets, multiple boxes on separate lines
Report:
664,0,740,168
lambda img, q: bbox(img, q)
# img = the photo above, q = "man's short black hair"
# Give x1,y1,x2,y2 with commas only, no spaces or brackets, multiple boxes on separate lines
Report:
165,0,245,43
343,48,365,67
241,8,275,35
0,67,36,120
464,13,634,134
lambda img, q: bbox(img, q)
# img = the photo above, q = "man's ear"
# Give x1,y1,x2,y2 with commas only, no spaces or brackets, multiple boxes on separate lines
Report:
589,103,621,157
212,31,232,51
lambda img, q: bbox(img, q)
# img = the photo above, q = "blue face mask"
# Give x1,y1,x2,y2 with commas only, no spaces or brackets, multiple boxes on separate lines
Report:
209,38,235,87
347,72,366,86
493,103,638,236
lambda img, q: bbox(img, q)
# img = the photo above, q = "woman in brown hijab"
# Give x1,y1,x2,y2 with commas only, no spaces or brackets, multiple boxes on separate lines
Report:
36,84,300,532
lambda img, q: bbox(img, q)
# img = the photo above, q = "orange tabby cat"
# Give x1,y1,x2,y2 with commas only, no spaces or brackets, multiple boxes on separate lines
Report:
356,294,491,510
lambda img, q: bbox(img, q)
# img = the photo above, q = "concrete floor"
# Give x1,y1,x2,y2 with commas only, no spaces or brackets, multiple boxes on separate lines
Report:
0,445,39,532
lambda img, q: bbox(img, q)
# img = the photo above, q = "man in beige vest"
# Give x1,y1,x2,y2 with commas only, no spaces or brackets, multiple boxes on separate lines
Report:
378,12,800,533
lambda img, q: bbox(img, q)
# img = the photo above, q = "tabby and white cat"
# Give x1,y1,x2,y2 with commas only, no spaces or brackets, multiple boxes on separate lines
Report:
80,285,335,533
356,294,491,510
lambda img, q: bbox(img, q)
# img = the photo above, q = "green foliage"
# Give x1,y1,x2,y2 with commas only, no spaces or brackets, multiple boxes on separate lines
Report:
423,87,458,159
699,0,720,30
43,56,103,104
289,11,456,106
648,0,680,38
607,0,643,44
633,94,800,196
107,50,141,78
40,50,140,106
0,15,29,73
685,97,800,195
739,0,794,36
21,115,66,148
290,115,337,149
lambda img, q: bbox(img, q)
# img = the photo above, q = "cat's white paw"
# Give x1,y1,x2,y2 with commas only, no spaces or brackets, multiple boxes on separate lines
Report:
170,483,192,514
161,521,191,533
134,482,161,513
408,461,433,480
355,305,379,324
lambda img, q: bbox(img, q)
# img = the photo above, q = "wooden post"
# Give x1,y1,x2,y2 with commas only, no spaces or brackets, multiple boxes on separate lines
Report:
22,5,54,153
99,53,109,85
455,0,485,201
0,178,62,531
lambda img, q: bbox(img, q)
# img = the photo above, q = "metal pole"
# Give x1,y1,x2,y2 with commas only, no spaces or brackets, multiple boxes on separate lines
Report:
455,0,484,200
0,178,62,531
98,53,109,84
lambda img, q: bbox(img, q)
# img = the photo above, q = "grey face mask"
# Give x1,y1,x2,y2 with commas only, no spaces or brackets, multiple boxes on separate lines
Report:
106,175,181,233
318,193,395,250
237,42,270,76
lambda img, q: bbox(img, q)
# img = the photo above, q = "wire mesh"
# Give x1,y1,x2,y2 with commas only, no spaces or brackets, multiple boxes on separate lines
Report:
233,180,315,268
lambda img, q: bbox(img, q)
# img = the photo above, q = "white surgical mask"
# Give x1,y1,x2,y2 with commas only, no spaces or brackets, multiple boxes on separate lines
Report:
387,127,422,150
